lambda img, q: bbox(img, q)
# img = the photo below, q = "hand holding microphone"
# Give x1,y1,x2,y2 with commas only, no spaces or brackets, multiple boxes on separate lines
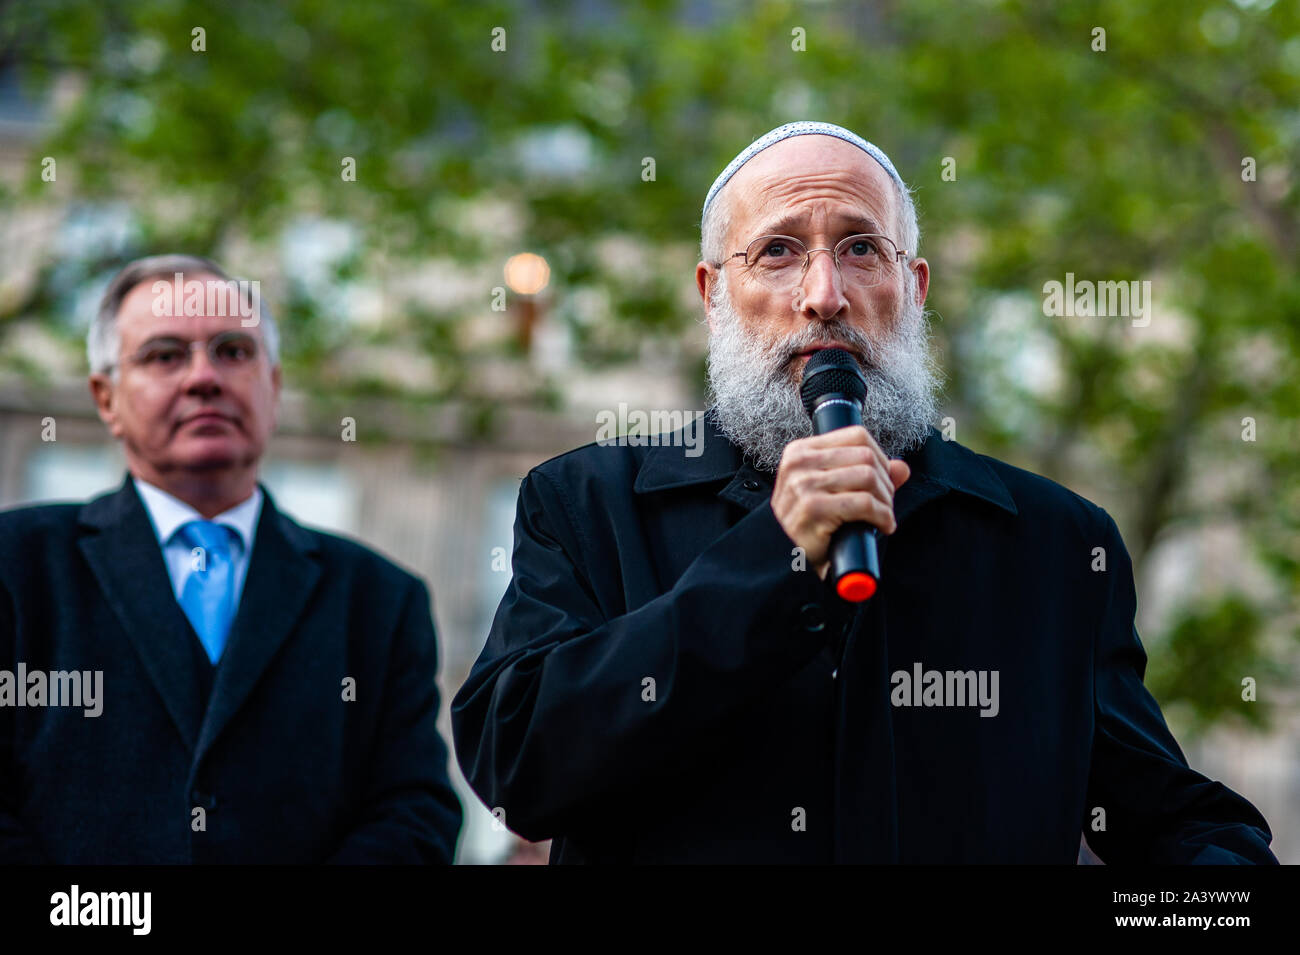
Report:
771,348,911,601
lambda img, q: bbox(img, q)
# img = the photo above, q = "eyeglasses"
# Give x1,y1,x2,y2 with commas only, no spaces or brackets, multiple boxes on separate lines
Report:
728,233,909,290
113,331,260,376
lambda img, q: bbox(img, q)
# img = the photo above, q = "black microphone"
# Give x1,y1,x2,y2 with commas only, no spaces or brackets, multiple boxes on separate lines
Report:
799,348,880,602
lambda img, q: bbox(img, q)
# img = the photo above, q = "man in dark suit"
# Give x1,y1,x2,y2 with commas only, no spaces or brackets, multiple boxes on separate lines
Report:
452,122,1277,863
0,254,462,863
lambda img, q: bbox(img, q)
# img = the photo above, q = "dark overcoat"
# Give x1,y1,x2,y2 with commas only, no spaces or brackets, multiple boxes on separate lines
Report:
453,413,1276,864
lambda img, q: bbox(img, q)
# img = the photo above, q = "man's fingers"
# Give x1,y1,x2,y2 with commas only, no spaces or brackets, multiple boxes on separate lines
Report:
815,490,897,535
799,489,897,535
802,463,895,502
797,445,890,496
797,426,890,475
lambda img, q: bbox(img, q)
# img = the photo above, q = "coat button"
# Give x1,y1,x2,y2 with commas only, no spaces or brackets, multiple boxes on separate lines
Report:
743,479,760,491
190,789,218,810
799,603,826,633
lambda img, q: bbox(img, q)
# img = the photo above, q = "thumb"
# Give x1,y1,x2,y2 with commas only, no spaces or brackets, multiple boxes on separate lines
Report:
888,459,911,491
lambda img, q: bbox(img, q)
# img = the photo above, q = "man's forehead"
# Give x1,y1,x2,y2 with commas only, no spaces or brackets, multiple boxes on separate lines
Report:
728,136,898,233
118,272,253,341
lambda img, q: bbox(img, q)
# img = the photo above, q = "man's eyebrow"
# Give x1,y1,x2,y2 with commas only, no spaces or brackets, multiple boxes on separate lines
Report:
751,212,887,240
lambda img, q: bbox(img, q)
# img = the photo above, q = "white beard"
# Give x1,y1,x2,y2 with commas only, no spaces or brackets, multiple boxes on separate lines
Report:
705,269,944,471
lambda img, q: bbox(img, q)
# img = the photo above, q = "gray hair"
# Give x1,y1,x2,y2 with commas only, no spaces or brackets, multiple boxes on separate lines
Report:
700,172,922,268
88,254,281,376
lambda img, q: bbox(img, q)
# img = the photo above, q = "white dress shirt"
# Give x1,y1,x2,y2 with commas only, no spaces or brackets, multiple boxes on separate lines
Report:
133,476,263,606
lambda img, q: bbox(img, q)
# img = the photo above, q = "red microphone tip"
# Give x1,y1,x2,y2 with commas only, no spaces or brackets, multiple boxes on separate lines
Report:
836,572,877,602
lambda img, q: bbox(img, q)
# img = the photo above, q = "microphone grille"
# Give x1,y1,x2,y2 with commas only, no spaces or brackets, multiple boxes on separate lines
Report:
800,348,866,417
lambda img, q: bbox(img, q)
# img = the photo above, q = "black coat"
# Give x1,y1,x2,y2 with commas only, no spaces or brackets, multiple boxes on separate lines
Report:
453,413,1277,863
0,477,462,863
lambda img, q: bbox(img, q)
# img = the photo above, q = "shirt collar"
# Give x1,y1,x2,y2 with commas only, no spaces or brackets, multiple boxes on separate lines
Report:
132,476,264,552
634,409,1017,517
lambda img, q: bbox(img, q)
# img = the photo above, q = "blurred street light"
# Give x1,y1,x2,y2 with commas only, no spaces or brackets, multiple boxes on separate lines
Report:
504,252,550,352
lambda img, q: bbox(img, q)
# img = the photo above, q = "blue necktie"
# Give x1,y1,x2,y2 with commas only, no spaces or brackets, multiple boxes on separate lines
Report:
176,520,239,663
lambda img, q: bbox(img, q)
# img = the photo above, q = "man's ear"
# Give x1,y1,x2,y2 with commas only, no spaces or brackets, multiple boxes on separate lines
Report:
270,364,283,428
909,257,930,307
88,374,124,438
696,261,718,331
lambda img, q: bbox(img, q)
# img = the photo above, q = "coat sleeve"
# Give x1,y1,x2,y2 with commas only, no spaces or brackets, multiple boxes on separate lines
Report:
0,579,50,863
1083,511,1277,864
451,467,850,843
326,577,463,864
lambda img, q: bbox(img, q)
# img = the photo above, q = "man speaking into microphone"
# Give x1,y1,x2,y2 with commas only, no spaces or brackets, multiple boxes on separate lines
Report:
452,122,1276,864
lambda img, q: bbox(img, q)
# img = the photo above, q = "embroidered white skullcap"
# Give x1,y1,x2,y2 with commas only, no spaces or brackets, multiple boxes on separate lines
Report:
702,121,905,218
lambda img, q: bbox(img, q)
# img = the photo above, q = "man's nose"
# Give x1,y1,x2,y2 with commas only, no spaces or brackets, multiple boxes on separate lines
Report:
797,249,849,321
181,345,223,392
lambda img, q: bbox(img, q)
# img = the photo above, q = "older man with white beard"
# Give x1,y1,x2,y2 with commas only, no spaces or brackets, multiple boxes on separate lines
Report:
453,122,1277,865
702,171,940,474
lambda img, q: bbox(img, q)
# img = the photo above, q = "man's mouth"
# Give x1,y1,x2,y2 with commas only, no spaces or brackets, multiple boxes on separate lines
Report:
782,344,876,383
179,412,235,430
790,344,862,367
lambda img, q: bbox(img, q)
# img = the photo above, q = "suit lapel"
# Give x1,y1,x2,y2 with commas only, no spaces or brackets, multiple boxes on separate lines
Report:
78,477,205,751
194,488,322,761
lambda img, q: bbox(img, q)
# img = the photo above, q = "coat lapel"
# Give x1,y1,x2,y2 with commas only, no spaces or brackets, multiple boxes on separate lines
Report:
633,410,776,512
893,427,1018,523
78,477,205,751
194,487,322,761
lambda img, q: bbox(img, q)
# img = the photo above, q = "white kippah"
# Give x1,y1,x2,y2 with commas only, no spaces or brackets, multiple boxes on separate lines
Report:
702,121,905,218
